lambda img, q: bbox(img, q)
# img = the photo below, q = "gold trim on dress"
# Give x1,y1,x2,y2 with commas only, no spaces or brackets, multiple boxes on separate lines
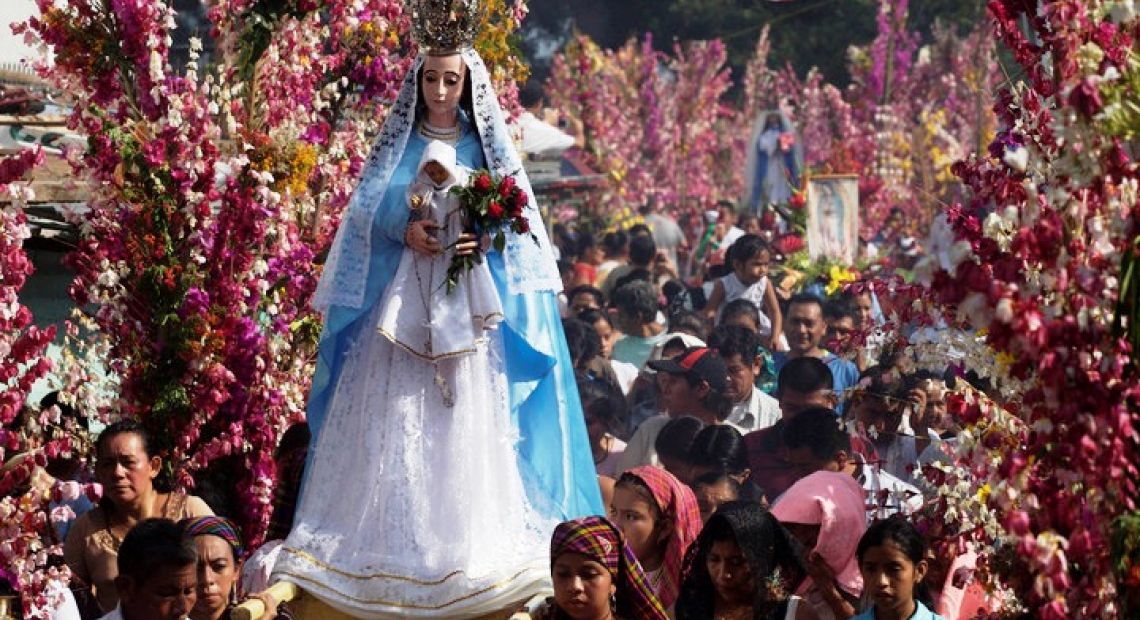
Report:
275,563,547,609
281,547,465,584
376,326,486,362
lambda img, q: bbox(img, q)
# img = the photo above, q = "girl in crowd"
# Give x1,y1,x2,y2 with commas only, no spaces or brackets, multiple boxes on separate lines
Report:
684,424,752,484
771,471,868,620
704,234,784,351
653,416,704,483
65,420,213,614
179,516,287,620
564,318,622,389
579,308,640,395
675,502,816,620
576,372,629,478
853,517,947,620
609,466,702,611
544,516,668,620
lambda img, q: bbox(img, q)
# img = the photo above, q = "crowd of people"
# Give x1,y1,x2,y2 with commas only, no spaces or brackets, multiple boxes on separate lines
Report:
6,202,999,620
539,210,998,619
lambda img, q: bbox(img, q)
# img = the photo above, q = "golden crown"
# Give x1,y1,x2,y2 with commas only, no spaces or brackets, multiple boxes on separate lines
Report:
410,0,482,54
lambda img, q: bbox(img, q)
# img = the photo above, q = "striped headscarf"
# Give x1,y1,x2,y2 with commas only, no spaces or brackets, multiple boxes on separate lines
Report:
180,516,244,559
623,465,702,609
550,516,668,620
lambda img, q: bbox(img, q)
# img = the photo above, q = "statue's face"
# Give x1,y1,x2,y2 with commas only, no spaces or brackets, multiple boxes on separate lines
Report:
765,113,781,130
421,54,466,119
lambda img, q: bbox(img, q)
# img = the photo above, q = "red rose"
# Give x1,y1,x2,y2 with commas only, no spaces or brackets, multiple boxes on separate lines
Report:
517,217,530,233
474,173,492,193
499,175,516,197
488,200,505,218
514,188,528,208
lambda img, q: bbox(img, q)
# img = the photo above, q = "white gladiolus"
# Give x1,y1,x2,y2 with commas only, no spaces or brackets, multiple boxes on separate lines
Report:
1003,145,1029,172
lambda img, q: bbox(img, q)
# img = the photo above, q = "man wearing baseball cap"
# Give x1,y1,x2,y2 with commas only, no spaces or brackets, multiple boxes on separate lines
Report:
646,346,733,425
612,346,734,472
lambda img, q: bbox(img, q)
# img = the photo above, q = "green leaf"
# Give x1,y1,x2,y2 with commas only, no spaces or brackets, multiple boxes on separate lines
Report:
493,233,506,253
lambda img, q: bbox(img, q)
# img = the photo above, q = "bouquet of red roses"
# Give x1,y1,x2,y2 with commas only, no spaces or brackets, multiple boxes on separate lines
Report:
445,169,537,293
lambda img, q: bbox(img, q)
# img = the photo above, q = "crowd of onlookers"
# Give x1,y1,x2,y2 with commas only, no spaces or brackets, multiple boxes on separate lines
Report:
543,210,1000,619
6,207,1002,620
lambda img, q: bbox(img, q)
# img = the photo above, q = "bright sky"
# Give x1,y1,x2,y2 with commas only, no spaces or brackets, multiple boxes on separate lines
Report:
0,0,47,67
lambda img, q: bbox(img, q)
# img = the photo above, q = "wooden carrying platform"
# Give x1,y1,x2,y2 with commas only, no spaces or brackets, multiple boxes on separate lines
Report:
232,582,549,620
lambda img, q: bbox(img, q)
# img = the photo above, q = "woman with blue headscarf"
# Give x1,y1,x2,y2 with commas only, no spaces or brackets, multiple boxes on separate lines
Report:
270,2,602,618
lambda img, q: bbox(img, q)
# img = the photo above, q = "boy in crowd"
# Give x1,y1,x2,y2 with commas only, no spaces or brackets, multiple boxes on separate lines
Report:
104,518,198,620
823,297,863,368
615,347,732,471
566,285,606,316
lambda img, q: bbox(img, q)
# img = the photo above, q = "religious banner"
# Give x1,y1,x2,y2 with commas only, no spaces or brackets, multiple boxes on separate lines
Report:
805,174,859,264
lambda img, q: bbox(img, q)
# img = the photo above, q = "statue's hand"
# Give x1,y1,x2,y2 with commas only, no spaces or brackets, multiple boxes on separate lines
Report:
405,219,442,256
454,232,479,257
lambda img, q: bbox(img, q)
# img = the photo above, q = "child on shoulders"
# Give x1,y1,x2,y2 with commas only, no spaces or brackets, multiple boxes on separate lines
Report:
705,234,784,351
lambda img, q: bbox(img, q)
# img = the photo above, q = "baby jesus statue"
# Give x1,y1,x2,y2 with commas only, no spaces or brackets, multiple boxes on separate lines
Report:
375,140,504,403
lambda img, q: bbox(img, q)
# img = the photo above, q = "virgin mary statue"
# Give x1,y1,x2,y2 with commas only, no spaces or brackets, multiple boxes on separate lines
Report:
744,110,803,214
271,2,603,617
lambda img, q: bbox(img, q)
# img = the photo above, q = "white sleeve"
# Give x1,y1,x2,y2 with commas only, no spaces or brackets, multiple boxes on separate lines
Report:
516,115,575,157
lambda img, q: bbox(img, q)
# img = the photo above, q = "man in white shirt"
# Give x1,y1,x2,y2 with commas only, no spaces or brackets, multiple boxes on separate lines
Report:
101,518,198,620
708,324,780,434
512,81,581,158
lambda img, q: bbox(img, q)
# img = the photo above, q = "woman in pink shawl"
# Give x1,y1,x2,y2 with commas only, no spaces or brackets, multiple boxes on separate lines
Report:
610,466,702,611
771,471,867,620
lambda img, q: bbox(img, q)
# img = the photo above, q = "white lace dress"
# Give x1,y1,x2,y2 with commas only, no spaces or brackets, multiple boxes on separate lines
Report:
273,152,552,619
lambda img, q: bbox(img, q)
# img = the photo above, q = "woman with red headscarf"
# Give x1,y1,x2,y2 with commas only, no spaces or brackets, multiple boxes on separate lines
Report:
609,466,702,611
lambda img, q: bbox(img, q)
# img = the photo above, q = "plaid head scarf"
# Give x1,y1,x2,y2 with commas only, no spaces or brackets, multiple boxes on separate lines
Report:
180,516,245,559
624,465,702,609
550,516,668,620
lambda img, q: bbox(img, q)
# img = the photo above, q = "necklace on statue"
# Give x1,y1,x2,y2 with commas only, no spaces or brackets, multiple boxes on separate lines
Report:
411,209,455,409
419,119,461,143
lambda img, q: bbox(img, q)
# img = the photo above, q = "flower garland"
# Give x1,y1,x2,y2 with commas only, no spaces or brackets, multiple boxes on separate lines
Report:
16,0,530,560
862,2,1140,616
0,147,71,617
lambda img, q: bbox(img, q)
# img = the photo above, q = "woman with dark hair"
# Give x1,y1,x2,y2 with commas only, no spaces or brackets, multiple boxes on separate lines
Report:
685,425,752,483
675,502,815,620
65,421,213,614
180,516,292,620
539,516,668,620
653,416,705,484
576,372,629,477
595,230,630,287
